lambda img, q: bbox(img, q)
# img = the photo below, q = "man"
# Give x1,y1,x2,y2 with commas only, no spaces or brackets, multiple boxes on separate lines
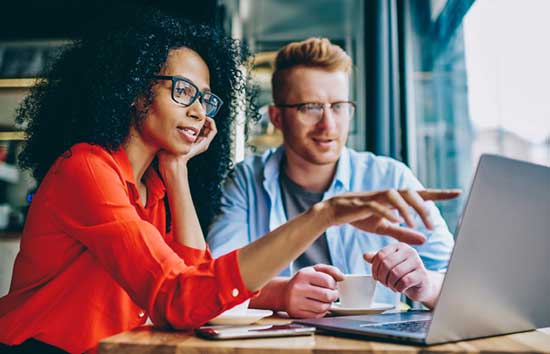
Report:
207,38,454,318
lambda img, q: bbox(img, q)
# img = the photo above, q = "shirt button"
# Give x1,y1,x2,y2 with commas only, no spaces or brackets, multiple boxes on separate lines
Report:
231,288,239,297
138,311,145,318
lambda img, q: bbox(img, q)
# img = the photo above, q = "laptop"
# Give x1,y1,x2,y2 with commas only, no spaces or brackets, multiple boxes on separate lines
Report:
295,154,550,345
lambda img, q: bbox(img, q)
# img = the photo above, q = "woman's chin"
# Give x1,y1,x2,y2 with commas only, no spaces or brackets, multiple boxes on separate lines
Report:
166,142,192,156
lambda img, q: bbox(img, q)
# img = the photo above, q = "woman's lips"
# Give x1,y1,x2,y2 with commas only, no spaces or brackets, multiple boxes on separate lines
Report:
177,126,199,143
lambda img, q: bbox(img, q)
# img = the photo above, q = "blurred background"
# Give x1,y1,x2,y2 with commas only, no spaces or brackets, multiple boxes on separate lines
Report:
0,0,548,295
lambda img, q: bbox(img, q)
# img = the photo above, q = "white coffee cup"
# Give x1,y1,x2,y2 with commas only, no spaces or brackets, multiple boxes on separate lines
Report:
220,299,250,316
337,274,377,308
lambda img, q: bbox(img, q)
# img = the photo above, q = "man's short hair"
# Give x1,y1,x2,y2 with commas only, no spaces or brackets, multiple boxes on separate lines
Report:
271,37,352,104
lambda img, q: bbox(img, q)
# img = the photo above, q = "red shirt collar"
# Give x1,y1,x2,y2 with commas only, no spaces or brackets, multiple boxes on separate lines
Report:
111,146,166,206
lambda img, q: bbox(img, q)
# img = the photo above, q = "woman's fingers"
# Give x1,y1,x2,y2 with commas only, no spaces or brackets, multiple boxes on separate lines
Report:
383,190,416,228
417,189,461,201
187,118,218,157
349,206,426,244
199,118,217,144
399,190,433,230
329,188,458,244
374,189,460,229
204,117,217,140
376,222,426,245
364,201,400,223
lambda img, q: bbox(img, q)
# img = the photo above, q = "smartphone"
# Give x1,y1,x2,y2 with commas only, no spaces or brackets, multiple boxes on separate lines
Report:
195,323,316,340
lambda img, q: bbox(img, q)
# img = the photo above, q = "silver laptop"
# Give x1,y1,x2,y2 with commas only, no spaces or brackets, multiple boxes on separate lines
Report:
295,154,550,345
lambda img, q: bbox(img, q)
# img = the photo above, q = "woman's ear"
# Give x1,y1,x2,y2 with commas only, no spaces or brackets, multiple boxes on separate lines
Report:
132,95,149,118
133,96,145,110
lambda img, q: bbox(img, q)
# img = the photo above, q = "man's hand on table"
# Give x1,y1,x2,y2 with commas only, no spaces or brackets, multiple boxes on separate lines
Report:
283,264,344,318
364,243,443,309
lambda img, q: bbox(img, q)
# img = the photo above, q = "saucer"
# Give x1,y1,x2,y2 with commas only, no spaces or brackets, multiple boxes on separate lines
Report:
208,309,274,325
329,302,394,315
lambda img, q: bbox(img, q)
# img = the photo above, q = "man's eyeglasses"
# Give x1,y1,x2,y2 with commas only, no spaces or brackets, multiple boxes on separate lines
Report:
153,75,223,118
276,101,356,125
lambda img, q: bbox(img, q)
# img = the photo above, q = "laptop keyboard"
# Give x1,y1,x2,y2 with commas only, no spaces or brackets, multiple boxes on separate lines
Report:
361,320,431,333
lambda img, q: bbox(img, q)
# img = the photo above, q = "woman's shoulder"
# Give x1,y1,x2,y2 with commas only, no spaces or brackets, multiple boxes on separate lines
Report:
54,143,112,166
68,142,111,157
49,143,121,180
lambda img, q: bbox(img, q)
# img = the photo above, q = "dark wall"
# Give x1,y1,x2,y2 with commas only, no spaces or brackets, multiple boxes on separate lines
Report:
0,0,220,40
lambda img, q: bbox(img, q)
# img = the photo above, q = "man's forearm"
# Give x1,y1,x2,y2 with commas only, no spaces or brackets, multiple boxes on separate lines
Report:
249,277,289,311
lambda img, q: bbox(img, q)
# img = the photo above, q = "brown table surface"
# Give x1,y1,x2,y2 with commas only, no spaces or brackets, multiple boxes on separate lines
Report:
99,315,550,354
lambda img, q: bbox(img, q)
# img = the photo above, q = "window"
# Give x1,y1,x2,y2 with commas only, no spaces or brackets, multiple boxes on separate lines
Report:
221,0,365,159
403,0,550,232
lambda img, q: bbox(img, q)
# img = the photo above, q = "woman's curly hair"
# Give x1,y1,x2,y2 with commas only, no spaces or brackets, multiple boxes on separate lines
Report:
16,10,259,233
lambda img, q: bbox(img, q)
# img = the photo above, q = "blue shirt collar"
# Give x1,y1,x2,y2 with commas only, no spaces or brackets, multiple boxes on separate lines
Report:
331,146,351,192
263,145,352,193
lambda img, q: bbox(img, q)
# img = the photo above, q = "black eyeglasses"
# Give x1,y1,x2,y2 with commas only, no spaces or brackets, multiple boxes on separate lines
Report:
276,101,356,125
153,75,223,118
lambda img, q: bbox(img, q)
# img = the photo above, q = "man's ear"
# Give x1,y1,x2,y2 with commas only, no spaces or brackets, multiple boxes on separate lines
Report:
269,104,283,130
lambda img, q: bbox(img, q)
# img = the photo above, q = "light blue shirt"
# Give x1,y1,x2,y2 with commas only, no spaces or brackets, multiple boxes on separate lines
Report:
207,146,454,305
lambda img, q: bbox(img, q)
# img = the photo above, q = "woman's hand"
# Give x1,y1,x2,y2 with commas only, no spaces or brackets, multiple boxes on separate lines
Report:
157,117,217,182
182,117,217,163
319,189,460,244
155,118,217,251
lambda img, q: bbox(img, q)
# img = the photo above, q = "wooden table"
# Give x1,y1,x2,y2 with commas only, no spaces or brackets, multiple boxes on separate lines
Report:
99,316,550,354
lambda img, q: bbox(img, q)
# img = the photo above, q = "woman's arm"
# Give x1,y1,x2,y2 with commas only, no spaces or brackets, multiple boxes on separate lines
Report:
161,162,206,250
49,148,254,329
238,189,460,291
52,149,458,329
157,117,218,250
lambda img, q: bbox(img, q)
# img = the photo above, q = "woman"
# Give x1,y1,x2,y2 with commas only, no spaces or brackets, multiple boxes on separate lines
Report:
0,11,457,354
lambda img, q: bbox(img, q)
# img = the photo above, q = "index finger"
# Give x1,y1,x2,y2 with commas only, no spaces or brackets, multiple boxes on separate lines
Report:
378,223,427,245
207,117,217,133
203,117,217,139
400,190,433,230
417,189,461,201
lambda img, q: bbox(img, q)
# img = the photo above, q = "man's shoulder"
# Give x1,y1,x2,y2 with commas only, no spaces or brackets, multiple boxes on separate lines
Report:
346,148,410,174
232,148,280,176
238,151,269,167
340,148,420,190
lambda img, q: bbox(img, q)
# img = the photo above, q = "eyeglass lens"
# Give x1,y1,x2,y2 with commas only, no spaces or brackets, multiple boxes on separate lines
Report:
298,102,355,123
172,78,221,117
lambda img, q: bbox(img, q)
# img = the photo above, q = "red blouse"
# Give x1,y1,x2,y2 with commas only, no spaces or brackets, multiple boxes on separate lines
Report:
0,143,255,353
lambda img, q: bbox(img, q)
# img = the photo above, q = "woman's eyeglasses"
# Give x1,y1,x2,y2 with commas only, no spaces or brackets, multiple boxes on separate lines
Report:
153,75,223,118
276,101,356,125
